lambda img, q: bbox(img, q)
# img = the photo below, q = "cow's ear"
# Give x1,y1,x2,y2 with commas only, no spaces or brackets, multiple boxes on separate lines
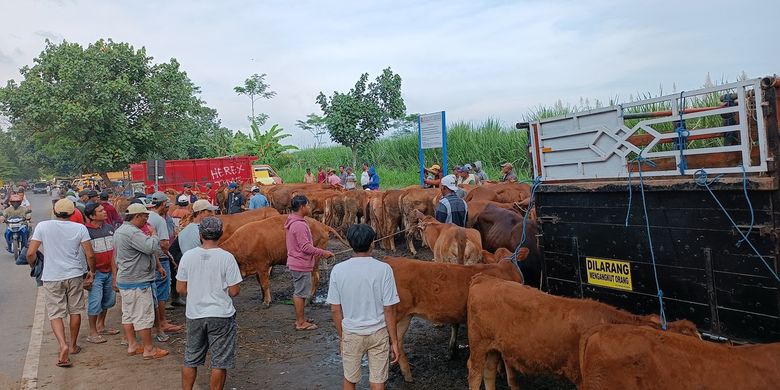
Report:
648,314,661,326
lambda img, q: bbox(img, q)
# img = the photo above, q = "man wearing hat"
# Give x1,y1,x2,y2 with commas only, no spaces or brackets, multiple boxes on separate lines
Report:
499,162,518,183
226,183,244,214
473,161,488,185
146,192,182,338
76,190,90,214
178,200,219,255
27,199,96,367
113,203,169,359
456,165,477,186
423,164,442,188
177,216,243,390
248,186,269,210
434,175,468,227
179,184,198,205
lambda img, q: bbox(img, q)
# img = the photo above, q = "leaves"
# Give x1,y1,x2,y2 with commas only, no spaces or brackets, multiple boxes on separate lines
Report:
295,113,328,148
316,67,406,167
234,73,275,126
231,122,298,164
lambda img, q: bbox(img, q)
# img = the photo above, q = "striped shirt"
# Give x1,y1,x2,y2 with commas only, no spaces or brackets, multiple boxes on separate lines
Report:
435,193,468,227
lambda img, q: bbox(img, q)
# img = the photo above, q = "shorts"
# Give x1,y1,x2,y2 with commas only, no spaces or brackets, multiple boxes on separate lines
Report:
154,259,171,302
119,286,155,330
184,316,237,369
290,270,312,299
342,327,390,384
87,271,116,316
42,276,86,320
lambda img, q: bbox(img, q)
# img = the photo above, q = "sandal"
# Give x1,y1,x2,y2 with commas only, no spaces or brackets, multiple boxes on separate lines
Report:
56,359,72,368
70,345,82,355
143,348,169,360
86,335,107,344
295,323,319,331
98,328,120,336
161,324,182,333
156,333,170,343
127,346,144,356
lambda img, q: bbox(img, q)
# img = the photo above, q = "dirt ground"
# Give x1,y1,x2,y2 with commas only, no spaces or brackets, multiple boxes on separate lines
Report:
164,237,575,390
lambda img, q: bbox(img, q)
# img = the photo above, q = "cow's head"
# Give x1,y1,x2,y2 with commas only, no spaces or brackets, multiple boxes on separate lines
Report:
414,209,437,231
481,247,513,264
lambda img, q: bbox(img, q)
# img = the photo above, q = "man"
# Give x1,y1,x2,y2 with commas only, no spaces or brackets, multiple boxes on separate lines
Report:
338,165,347,187
226,183,244,214
456,165,477,186
113,203,169,359
285,195,334,330
205,183,217,206
317,167,327,184
499,162,518,183
146,192,182,339
76,190,89,213
99,191,122,228
367,166,380,191
83,202,120,344
26,199,96,367
435,175,468,227
177,217,242,390
17,189,31,210
423,164,442,188
180,184,198,204
327,169,343,188
473,161,489,185
2,194,31,252
360,164,370,190
248,187,269,209
303,168,316,184
170,196,191,233
344,167,357,190
327,224,400,390
178,199,218,255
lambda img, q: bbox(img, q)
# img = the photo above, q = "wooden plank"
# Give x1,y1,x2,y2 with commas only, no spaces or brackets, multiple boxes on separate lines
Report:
538,189,774,211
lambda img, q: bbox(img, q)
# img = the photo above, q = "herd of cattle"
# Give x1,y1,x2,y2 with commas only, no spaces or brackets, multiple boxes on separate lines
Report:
111,182,779,389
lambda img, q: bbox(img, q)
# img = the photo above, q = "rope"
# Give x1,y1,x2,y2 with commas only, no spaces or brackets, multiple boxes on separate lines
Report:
507,176,542,275
326,225,416,258
676,91,689,174
694,169,780,285
625,154,667,330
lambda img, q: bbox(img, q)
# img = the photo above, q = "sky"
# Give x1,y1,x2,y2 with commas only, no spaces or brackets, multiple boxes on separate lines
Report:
1,0,777,148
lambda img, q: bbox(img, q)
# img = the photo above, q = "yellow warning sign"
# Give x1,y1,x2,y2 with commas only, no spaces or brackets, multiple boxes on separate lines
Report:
585,257,633,291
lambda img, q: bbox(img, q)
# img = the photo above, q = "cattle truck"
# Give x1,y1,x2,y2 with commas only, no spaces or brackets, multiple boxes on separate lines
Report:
529,76,780,343
130,156,256,194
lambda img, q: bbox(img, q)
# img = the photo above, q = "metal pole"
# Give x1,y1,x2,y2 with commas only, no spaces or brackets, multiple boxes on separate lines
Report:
154,160,159,192
441,111,448,174
418,115,425,187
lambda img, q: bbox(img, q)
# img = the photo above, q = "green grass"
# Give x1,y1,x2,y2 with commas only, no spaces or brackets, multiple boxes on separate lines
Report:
273,119,530,188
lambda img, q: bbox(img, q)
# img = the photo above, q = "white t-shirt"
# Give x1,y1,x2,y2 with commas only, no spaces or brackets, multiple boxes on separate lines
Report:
31,220,90,282
360,171,370,186
326,257,400,335
177,247,243,319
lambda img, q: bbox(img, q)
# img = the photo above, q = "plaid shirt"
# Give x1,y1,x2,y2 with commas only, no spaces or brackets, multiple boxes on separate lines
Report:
435,193,468,227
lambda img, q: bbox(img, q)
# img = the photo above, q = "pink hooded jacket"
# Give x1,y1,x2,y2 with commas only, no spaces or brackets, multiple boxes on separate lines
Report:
285,214,328,272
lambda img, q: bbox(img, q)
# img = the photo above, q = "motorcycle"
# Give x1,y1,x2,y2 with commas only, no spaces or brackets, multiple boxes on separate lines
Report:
5,216,29,259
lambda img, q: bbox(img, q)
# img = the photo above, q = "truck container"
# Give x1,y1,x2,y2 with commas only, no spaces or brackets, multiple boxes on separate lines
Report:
130,156,256,194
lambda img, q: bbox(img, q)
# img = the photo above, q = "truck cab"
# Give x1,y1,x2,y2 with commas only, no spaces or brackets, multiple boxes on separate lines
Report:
253,165,283,185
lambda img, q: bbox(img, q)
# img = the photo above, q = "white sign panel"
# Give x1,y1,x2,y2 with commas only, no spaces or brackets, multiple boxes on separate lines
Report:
419,112,444,149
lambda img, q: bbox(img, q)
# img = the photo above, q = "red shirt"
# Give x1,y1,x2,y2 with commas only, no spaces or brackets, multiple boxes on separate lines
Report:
69,209,85,224
207,189,217,205
100,201,121,228
317,172,326,183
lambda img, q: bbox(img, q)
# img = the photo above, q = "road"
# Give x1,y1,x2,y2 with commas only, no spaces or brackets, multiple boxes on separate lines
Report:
0,194,192,390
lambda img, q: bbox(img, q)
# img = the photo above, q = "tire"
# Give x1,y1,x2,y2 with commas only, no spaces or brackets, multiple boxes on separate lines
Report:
11,239,19,260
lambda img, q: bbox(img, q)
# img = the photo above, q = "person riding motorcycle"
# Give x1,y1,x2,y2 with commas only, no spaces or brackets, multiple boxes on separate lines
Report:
1,194,32,253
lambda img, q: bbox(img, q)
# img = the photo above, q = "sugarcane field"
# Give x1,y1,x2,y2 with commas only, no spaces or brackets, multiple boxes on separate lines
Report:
0,2,779,390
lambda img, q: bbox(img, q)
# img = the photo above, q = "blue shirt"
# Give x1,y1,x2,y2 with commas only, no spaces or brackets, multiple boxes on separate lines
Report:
249,193,269,209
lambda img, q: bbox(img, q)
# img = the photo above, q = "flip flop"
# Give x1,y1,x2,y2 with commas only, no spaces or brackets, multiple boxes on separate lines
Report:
98,328,120,336
161,324,183,333
86,335,107,344
56,359,72,368
295,323,319,331
127,346,144,356
143,348,169,360
70,345,82,355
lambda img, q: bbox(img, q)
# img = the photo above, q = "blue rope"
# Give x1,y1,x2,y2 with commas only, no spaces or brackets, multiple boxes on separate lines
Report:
625,153,667,330
509,176,542,270
694,169,780,285
676,91,689,174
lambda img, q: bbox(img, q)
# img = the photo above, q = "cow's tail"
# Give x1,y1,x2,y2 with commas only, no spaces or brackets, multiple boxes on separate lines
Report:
456,228,467,265
324,223,349,247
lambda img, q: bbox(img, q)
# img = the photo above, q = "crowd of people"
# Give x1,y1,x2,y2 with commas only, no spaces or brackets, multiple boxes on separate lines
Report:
307,164,380,190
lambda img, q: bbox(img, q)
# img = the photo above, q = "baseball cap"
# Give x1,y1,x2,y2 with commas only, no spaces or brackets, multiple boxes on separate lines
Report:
87,189,99,197
500,162,513,168
428,164,441,171
183,183,192,188
463,163,473,171
147,191,169,205
199,216,223,235
228,183,238,189
177,195,190,204
440,175,459,191
192,199,218,212
78,189,90,197
126,203,151,215
251,186,259,192
54,198,76,215
66,195,78,203
99,192,109,200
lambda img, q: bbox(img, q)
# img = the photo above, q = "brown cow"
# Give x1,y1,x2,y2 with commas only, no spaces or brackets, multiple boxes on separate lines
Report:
385,253,526,382
380,190,405,252
220,214,347,307
215,207,280,243
266,183,331,213
466,275,700,390
398,187,439,254
474,204,542,287
491,182,532,205
465,200,521,228
580,324,780,390
415,211,483,265
464,186,499,202
480,248,513,264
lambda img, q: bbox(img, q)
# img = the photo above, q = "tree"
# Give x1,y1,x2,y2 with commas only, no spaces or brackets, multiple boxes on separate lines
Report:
0,150,19,181
231,121,298,164
234,73,276,126
316,67,406,167
390,113,420,138
295,113,328,148
0,39,222,177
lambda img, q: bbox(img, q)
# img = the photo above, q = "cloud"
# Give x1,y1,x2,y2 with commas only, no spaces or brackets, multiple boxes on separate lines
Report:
0,50,13,64
34,30,63,41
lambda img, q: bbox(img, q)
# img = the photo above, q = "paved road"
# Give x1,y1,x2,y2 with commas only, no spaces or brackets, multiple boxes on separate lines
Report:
0,194,50,389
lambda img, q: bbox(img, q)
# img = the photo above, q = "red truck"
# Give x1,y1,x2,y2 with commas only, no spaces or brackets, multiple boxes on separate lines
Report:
130,156,256,194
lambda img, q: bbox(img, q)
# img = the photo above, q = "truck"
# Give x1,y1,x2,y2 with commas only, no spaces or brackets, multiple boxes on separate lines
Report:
130,156,257,194
527,76,780,343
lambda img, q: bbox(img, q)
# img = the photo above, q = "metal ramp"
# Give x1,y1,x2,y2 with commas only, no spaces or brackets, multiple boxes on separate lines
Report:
530,79,767,181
